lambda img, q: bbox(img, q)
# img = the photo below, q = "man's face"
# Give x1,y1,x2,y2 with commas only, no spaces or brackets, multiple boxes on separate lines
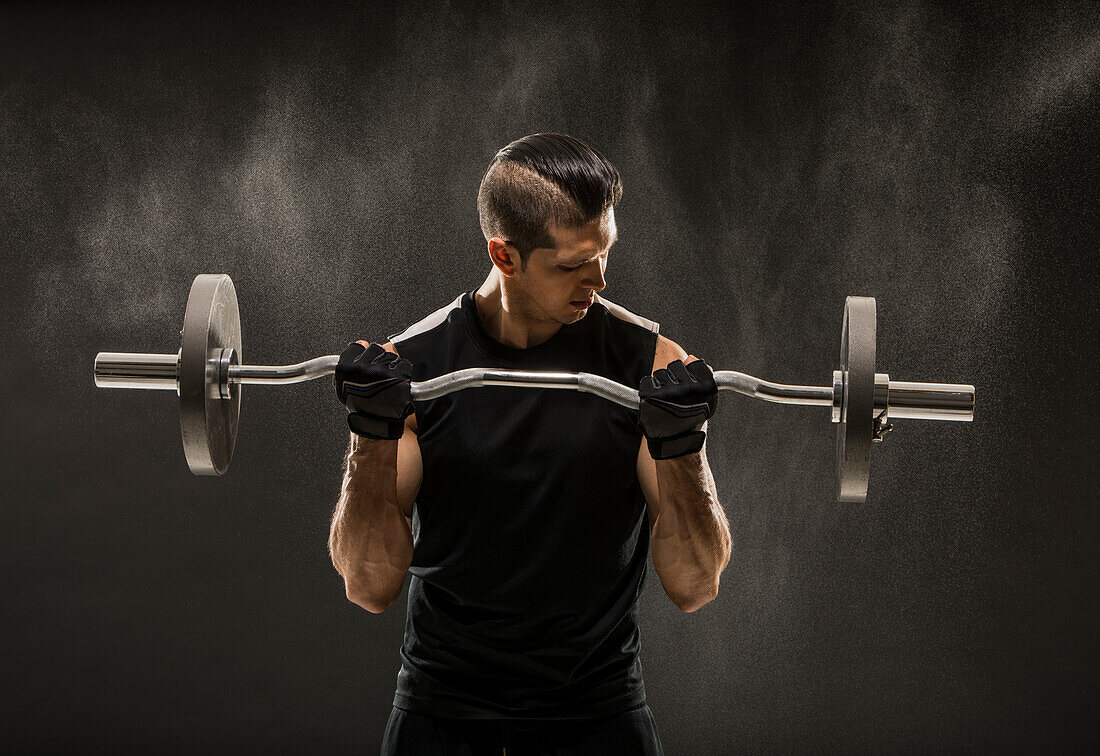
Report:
515,208,617,325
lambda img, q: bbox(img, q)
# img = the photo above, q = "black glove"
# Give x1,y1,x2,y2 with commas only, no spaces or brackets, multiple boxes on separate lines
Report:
637,358,718,460
333,342,414,440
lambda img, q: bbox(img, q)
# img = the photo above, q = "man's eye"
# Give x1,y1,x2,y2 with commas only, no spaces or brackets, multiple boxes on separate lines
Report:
560,265,581,272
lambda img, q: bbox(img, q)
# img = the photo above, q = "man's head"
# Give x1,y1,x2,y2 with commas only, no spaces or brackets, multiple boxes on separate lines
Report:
477,133,622,323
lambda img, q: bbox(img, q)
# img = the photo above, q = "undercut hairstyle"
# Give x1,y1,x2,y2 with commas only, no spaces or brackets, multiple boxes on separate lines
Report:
477,133,622,271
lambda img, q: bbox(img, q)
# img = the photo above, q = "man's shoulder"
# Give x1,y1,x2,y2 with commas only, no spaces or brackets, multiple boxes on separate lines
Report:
652,334,690,372
591,294,664,380
593,293,660,336
388,291,467,346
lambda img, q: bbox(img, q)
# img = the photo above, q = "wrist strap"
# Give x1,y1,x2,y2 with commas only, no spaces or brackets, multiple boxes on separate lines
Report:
646,430,706,460
347,412,405,440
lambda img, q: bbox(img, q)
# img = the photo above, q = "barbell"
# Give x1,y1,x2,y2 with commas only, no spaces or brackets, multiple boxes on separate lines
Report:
93,273,975,502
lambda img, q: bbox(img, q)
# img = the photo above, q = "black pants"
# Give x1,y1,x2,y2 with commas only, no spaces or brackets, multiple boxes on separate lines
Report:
380,703,665,755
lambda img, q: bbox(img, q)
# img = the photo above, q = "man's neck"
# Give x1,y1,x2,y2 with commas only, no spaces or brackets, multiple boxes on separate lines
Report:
474,272,563,350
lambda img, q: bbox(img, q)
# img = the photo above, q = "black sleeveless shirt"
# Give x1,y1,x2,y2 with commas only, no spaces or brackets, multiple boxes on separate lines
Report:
386,289,660,720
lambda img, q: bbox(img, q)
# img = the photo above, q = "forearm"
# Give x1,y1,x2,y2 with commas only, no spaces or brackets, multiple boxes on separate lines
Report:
329,437,413,612
651,440,732,610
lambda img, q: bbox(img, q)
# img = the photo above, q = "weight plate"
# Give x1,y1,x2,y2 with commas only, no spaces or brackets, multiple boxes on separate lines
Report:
179,274,242,475
836,296,876,502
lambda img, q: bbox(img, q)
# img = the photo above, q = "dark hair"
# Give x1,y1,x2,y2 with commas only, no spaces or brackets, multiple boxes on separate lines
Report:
477,133,622,271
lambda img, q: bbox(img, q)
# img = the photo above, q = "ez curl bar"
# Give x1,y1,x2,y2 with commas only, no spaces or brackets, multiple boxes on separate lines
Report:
93,274,976,502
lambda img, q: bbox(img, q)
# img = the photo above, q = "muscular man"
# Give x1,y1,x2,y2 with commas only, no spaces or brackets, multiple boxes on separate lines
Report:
329,133,732,755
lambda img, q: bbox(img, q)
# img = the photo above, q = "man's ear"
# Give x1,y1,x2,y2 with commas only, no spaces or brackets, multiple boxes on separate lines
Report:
488,238,519,276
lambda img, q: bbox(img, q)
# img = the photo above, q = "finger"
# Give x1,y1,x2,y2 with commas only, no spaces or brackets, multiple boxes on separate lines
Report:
341,341,368,360
668,360,693,384
354,343,386,365
371,348,397,365
353,344,374,363
685,358,712,375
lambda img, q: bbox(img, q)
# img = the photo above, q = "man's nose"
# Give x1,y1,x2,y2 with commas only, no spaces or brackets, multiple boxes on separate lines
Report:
582,260,607,291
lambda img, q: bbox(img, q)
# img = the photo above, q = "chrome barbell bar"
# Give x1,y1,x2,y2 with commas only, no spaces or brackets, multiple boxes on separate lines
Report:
93,351,974,421
92,274,976,499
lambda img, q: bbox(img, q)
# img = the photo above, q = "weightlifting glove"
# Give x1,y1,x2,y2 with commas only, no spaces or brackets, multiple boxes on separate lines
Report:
637,358,719,460
333,342,414,440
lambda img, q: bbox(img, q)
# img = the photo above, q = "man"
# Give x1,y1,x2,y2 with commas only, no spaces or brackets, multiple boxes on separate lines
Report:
329,133,732,755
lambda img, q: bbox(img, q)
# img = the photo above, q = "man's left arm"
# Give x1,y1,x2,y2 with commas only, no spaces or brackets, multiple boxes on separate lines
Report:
637,335,733,613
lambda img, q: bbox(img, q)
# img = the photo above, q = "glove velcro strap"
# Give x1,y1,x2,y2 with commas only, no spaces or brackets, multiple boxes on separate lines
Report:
340,375,406,405
347,412,406,440
646,430,706,460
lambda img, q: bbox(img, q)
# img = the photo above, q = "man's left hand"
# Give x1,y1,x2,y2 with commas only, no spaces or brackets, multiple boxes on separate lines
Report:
637,356,719,460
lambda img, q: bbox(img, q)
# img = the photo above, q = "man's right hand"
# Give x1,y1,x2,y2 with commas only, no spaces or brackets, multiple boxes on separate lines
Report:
333,341,414,440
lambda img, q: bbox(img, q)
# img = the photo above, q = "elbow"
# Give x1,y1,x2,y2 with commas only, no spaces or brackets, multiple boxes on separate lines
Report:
343,578,397,614
346,587,388,614
675,579,720,614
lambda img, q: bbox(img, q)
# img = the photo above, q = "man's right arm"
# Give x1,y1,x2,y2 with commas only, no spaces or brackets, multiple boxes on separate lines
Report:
328,341,422,613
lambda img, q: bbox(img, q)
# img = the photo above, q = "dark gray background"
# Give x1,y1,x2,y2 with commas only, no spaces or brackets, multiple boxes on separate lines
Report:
2,1,1097,752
